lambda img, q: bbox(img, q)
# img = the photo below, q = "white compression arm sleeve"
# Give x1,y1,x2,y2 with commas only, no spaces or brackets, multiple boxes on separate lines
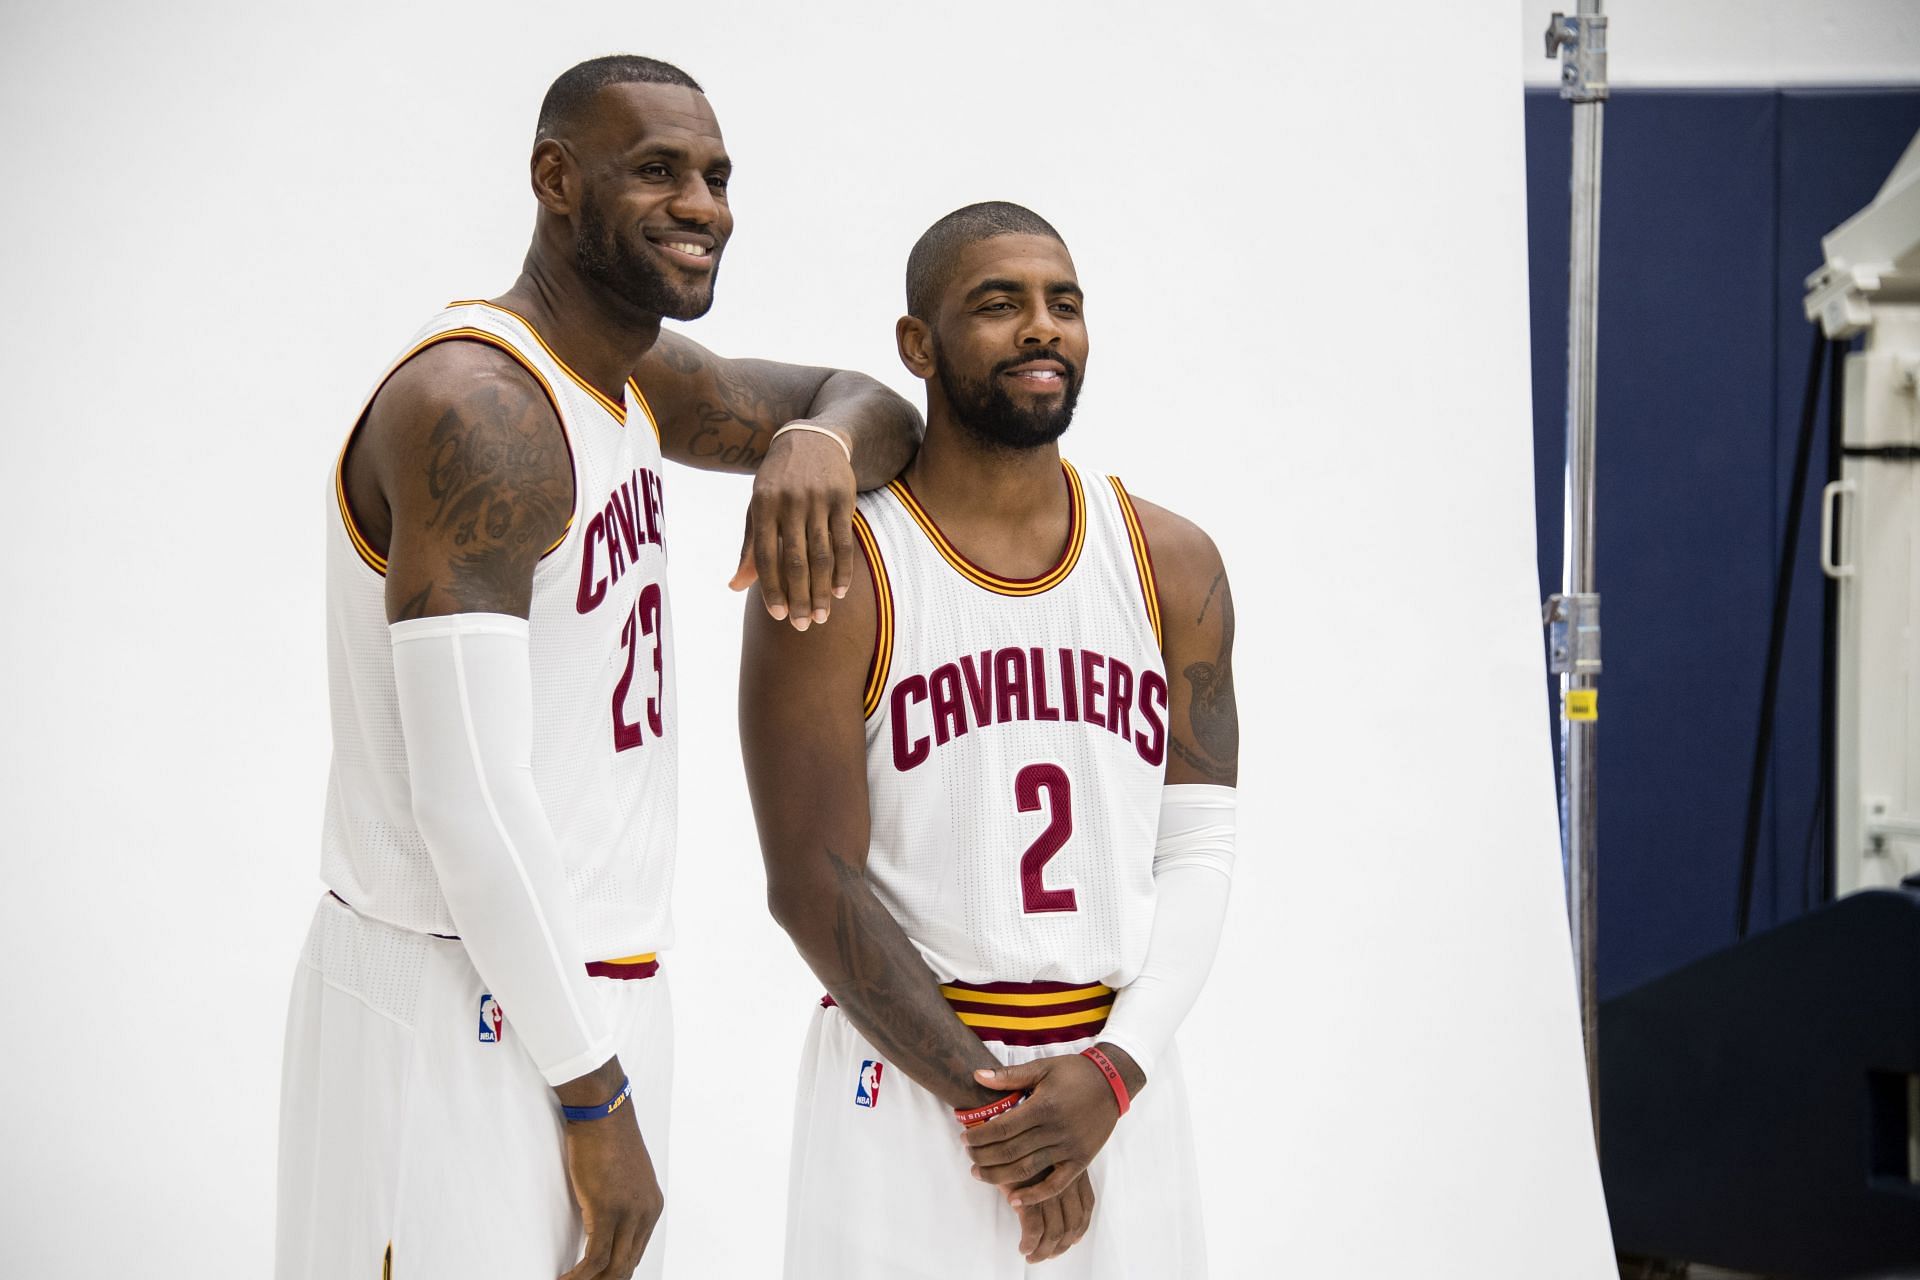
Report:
1098,784,1237,1083
391,613,614,1087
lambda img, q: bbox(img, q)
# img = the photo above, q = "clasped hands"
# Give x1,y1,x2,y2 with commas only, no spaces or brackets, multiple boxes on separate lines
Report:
960,1050,1132,1264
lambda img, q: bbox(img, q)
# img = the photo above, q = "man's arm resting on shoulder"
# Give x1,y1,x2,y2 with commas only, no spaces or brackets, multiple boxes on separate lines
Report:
640,329,922,629
737,557,1006,1111
963,505,1237,1206
367,344,660,1280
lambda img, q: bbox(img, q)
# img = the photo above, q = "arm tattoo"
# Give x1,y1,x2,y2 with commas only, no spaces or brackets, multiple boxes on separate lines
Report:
820,847,999,1103
410,382,570,614
392,583,435,622
653,338,702,377
659,338,814,470
1173,579,1238,782
1196,570,1224,625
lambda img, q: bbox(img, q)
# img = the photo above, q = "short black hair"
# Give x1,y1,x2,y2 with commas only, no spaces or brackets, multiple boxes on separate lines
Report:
536,55,704,140
905,202,1066,320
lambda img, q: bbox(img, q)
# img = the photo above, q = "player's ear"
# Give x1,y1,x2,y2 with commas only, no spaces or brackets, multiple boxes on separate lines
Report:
896,315,935,382
530,138,578,216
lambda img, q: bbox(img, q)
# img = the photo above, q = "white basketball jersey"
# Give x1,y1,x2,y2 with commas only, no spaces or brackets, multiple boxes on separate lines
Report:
855,461,1167,988
319,300,678,960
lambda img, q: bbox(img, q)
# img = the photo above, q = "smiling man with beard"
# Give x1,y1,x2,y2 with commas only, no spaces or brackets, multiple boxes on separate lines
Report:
276,56,919,1280
742,203,1239,1277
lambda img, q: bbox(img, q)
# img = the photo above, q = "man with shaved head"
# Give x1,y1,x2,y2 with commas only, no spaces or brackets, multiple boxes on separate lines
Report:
275,55,919,1280
743,202,1237,1275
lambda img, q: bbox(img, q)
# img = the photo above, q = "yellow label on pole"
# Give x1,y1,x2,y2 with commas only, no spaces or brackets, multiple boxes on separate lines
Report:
1564,689,1598,721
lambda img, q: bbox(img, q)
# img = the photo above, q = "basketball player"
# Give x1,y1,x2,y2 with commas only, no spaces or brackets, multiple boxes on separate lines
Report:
741,203,1237,1276
277,57,921,1280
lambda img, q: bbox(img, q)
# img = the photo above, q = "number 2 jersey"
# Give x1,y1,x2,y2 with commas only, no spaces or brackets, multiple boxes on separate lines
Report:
319,300,678,961
855,461,1168,994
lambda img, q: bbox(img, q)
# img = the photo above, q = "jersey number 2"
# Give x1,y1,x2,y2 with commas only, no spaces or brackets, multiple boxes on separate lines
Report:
613,583,664,752
1015,763,1077,913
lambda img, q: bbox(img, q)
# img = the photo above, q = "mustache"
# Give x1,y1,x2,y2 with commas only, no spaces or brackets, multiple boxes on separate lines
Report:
992,351,1079,381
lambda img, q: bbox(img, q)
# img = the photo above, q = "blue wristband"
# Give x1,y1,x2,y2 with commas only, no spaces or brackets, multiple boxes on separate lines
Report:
561,1075,633,1124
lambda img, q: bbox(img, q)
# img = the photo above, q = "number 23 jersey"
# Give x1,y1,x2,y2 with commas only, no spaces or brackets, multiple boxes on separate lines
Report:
856,461,1167,989
320,301,678,961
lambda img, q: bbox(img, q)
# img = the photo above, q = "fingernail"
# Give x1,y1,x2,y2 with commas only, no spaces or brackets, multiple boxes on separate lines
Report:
978,1068,996,1080
812,608,828,624
792,617,810,632
1010,1197,1023,1208
834,586,849,598
769,604,788,620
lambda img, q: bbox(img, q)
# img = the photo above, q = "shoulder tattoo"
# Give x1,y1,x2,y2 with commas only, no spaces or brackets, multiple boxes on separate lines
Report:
397,378,570,617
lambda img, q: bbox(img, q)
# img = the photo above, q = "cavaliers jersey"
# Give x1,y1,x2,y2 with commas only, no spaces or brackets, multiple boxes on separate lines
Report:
854,461,1168,992
319,300,678,960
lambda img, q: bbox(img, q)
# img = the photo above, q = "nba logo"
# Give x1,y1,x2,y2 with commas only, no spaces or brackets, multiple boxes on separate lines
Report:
478,994,504,1044
854,1060,883,1109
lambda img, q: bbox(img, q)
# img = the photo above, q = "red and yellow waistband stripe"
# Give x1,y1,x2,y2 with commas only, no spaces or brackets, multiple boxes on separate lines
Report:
941,979,1114,1047
335,328,575,576
326,894,654,979
627,377,662,444
585,952,660,980
1108,476,1163,649
852,510,894,719
886,461,1087,597
449,300,629,426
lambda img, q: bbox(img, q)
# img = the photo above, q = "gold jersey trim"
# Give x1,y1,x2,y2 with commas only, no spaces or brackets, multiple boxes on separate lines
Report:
886,461,1086,597
852,511,894,720
449,299,648,433
626,377,662,444
1108,476,1163,649
335,329,575,577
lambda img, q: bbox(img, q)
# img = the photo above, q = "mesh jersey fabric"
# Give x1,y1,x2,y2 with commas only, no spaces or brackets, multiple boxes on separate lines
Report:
855,461,1167,987
319,300,678,960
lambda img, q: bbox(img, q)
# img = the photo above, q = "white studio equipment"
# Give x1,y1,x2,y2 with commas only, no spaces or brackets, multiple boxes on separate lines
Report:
1805,128,1920,898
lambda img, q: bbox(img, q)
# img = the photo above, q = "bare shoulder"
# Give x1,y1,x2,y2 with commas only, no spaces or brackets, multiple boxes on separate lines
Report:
362,339,566,479
1125,493,1227,621
1124,492,1237,786
363,339,574,621
739,513,879,692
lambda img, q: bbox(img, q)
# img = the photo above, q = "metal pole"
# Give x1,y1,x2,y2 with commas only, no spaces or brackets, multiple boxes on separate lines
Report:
1544,2,1608,1139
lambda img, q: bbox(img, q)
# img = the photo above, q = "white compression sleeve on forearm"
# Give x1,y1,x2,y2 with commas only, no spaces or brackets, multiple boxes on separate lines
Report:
391,613,614,1087
1098,784,1237,1082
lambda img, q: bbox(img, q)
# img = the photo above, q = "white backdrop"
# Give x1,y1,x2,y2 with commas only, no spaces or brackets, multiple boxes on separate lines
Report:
0,2,1615,1275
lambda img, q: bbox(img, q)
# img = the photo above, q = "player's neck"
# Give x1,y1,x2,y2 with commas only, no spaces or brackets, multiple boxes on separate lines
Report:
495,252,663,407
905,423,1066,527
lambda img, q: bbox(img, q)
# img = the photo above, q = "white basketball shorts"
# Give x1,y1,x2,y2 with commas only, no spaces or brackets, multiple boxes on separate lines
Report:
275,893,674,1279
784,999,1205,1279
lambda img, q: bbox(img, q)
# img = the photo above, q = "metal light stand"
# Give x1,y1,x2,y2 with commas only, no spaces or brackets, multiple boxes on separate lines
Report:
1544,1,1608,1137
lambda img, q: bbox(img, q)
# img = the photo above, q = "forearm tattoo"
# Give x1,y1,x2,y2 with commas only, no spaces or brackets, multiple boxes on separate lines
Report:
820,848,999,1102
658,337,829,470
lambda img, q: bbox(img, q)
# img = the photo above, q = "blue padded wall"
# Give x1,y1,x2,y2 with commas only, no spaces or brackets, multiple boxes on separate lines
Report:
1524,87,1920,999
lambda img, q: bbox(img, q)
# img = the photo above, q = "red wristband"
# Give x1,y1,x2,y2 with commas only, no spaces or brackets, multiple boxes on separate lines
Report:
1080,1046,1131,1117
954,1091,1025,1129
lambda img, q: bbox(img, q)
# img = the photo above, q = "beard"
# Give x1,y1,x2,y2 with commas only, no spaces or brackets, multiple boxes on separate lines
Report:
574,190,718,322
935,342,1082,452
